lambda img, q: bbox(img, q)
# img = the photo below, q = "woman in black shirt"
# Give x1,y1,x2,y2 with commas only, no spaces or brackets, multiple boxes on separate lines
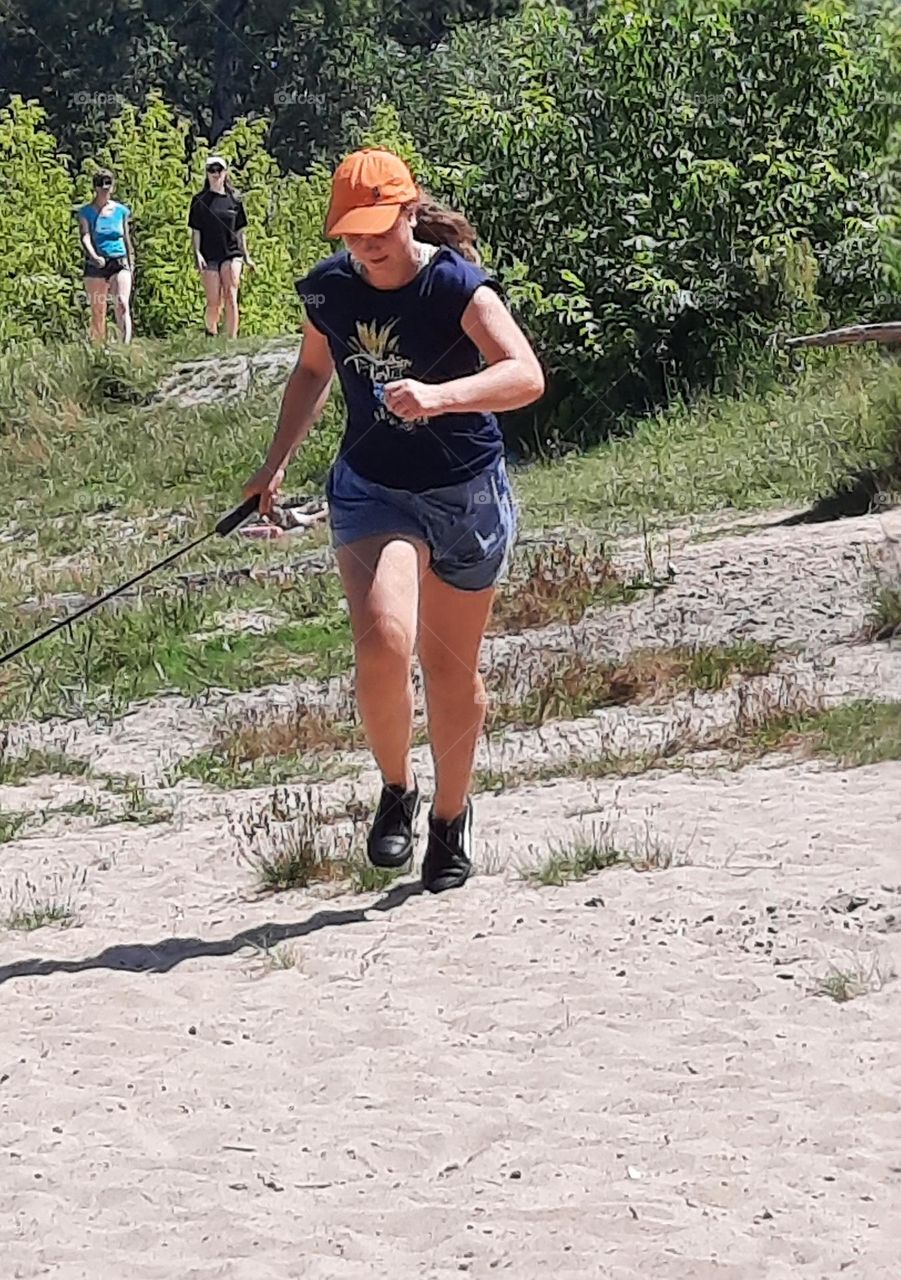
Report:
188,155,254,337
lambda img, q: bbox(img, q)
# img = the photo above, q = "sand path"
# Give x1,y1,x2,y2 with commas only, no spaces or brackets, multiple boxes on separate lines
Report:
2,506,900,1277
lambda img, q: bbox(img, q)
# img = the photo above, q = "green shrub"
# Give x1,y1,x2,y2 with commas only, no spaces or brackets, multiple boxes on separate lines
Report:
412,0,901,442
0,97,81,343
89,93,198,337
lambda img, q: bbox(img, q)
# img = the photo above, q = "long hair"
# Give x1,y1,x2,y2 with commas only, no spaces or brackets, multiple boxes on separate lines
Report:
203,175,238,197
412,192,480,264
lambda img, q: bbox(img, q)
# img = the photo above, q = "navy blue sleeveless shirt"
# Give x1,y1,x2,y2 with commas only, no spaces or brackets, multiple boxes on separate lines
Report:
296,246,504,492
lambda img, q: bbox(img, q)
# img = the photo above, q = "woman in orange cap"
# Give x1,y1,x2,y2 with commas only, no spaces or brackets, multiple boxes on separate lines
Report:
243,149,545,893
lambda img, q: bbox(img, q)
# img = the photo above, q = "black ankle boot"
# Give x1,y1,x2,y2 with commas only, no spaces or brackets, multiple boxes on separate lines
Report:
367,781,420,869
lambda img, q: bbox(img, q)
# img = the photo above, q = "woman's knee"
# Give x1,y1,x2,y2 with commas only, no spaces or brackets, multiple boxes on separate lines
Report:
354,612,414,677
419,643,483,697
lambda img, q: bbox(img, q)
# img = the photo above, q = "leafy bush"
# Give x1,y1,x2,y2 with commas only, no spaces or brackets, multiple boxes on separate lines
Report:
89,93,197,337
0,0,898,459
0,97,81,344
411,0,901,442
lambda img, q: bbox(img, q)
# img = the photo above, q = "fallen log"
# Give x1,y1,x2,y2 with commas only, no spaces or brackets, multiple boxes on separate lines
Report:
784,322,901,349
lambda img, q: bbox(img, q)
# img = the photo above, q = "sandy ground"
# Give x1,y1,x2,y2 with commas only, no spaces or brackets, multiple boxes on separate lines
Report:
2,507,901,1278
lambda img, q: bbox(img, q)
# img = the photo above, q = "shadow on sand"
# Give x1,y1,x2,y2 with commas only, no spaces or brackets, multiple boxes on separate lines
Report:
0,881,423,987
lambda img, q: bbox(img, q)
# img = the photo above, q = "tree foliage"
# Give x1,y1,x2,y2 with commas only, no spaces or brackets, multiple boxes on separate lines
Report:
0,98,80,345
410,0,901,435
0,0,898,442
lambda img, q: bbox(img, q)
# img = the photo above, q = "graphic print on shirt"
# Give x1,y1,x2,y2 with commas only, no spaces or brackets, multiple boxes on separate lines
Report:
343,318,427,432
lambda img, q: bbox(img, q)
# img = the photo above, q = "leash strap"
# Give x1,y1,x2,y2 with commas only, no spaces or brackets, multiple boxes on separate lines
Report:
0,494,260,669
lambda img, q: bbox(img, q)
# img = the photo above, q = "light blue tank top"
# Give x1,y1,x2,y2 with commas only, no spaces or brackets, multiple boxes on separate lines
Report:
79,201,130,258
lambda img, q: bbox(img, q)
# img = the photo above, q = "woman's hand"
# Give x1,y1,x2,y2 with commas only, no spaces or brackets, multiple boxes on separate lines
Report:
383,378,445,421
90,251,106,267
243,462,285,516
244,255,256,271
196,255,207,272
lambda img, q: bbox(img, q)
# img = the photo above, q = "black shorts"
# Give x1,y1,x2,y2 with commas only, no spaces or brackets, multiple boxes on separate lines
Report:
84,256,129,281
202,255,243,273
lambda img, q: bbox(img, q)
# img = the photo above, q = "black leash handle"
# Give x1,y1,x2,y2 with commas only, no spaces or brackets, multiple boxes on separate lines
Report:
216,493,260,536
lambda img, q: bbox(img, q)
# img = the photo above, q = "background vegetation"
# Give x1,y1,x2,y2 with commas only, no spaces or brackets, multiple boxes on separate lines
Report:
0,0,899,445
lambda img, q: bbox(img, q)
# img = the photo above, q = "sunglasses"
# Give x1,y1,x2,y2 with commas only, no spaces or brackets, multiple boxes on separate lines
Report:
94,179,113,188
206,164,225,174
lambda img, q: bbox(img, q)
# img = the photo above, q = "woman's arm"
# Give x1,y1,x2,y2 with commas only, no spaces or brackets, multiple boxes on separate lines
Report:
79,216,104,266
124,217,134,270
383,285,545,421
237,228,254,269
243,321,335,513
235,200,253,268
191,228,205,270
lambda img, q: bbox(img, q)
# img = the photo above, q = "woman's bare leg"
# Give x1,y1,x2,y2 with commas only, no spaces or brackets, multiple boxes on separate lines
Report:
201,269,222,335
85,277,108,344
111,269,133,343
336,535,427,790
417,572,495,821
221,258,243,339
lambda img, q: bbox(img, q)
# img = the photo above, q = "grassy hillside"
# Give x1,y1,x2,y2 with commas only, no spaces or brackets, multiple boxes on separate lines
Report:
1,338,898,720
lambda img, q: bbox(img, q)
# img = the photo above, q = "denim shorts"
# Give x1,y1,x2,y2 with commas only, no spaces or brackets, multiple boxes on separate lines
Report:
326,455,517,592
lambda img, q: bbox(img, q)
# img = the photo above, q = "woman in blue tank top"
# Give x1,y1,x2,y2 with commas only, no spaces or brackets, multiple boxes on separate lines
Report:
77,169,134,344
243,149,545,894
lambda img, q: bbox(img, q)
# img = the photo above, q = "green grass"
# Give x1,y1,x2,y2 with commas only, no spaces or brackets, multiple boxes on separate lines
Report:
1,578,351,721
0,811,29,842
0,746,91,785
5,899,74,931
347,860,405,894
479,694,900,795
47,796,101,819
473,749,680,795
112,781,173,826
524,831,626,885
231,786,352,894
23,781,172,829
516,353,901,531
759,700,901,766
176,641,774,791
489,641,779,730
867,584,901,640
2,870,85,931
172,749,360,790
0,338,341,523
525,821,686,886
813,957,891,1003
3,337,899,732
683,640,776,691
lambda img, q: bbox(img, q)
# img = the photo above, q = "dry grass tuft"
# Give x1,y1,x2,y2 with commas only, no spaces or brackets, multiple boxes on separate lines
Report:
229,786,403,896
525,827,626,886
863,541,901,641
176,692,366,788
229,786,355,894
525,815,689,886
0,811,29,843
3,869,86,931
226,701,364,761
490,539,624,634
812,954,893,1002
0,732,91,786
866,584,901,641
488,640,778,731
